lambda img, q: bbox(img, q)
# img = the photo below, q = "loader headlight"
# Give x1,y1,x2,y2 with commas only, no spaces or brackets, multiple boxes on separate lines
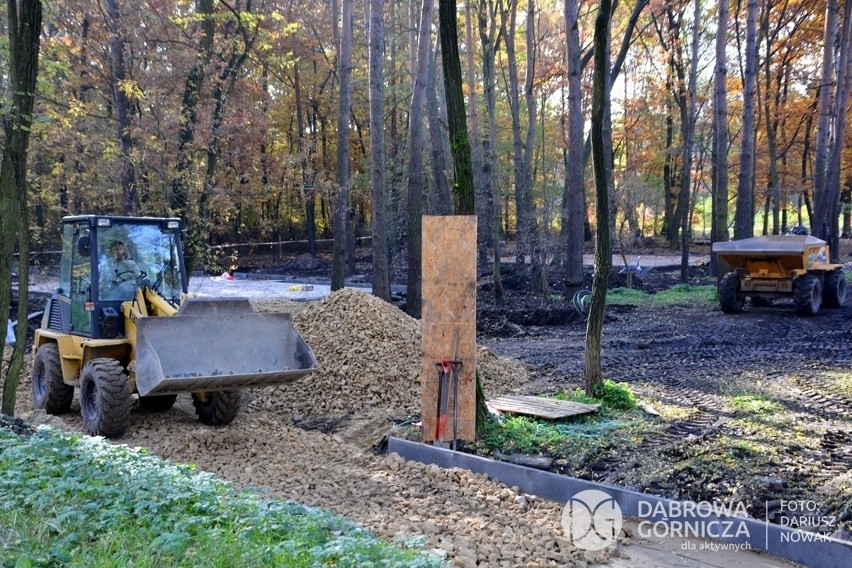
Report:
166,220,180,229
97,218,111,227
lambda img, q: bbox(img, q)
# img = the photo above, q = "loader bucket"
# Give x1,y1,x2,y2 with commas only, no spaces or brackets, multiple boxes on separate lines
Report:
134,298,317,396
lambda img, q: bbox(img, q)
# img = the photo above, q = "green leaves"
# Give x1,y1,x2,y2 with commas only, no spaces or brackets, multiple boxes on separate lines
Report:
0,427,443,568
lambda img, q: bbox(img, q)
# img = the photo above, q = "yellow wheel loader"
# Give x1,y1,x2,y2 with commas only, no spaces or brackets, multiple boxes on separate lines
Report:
712,235,847,316
32,215,318,437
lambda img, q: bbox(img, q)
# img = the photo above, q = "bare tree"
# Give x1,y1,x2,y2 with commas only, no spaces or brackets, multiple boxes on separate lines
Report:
478,0,505,305
405,0,435,316
710,0,729,277
369,0,391,299
734,0,758,239
105,0,137,215
1,0,43,415
332,0,354,291
585,0,613,395
563,0,584,295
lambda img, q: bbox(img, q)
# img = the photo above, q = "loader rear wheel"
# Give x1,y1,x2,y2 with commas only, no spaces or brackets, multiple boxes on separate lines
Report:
138,394,177,412
32,343,73,414
822,269,846,308
79,358,130,438
192,390,242,426
719,273,744,314
793,274,822,316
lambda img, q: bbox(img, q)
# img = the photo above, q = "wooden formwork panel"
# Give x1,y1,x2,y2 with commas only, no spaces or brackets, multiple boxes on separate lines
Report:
420,215,477,441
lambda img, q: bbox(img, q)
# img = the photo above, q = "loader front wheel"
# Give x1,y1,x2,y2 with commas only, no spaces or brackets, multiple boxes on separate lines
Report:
823,269,846,308
192,390,242,426
794,274,822,316
32,343,74,414
80,358,130,438
719,273,744,314
138,394,178,412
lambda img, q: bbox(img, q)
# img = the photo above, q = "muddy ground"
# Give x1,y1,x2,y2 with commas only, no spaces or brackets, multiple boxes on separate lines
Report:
5,240,852,560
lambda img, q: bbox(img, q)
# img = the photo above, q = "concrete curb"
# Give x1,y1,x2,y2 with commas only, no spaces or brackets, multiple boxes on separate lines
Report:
388,437,852,568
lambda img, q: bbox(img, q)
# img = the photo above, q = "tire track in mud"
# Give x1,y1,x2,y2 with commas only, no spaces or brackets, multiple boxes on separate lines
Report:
482,303,852,535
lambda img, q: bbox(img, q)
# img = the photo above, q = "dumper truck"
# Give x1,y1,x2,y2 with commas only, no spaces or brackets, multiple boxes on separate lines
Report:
712,235,846,316
31,215,317,437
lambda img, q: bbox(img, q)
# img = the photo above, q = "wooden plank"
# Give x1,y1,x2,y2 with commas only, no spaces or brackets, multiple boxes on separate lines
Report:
487,395,599,420
421,216,477,441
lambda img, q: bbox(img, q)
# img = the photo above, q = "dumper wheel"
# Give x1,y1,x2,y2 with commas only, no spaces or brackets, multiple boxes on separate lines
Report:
79,358,130,438
823,269,847,308
32,343,74,414
138,394,178,412
794,274,822,316
192,390,242,426
719,273,744,314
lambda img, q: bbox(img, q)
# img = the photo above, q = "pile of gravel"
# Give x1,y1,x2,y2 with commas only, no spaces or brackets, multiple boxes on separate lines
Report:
252,289,529,416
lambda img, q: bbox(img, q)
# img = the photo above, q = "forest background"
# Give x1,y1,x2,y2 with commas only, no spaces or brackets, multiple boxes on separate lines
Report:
0,0,850,308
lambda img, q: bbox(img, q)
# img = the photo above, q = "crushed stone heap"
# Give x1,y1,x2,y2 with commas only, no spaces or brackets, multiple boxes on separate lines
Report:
252,289,529,416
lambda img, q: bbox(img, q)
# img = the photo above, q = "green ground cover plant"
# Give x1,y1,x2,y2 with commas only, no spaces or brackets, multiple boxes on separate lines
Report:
0,426,441,568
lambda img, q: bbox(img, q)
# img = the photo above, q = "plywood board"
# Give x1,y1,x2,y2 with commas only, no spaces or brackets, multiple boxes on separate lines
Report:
487,395,599,420
421,215,477,442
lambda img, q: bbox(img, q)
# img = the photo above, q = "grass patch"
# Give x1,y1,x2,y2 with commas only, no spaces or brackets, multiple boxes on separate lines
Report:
731,394,782,415
0,427,441,568
557,379,637,410
479,382,644,457
608,284,717,307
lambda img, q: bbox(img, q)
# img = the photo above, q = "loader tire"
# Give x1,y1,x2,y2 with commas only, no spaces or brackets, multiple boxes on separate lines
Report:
751,296,772,308
80,358,130,438
32,343,74,414
192,390,242,426
138,394,178,412
719,273,744,314
823,269,846,308
793,274,822,316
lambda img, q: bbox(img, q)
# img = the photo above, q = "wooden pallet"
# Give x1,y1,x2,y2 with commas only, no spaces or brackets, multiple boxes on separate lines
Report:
487,395,599,420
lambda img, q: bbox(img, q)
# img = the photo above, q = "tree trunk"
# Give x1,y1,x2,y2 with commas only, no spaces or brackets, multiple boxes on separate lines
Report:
333,0,354,291
502,2,529,262
734,0,758,239
369,0,391,299
479,0,504,305
679,0,700,284
1,0,42,415
710,0,730,277
585,0,613,396
465,0,487,263
405,0,434,317
762,8,781,236
428,42,452,214
439,0,475,214
294,64,318,256
170,0,214,226
563,0,585,296
823,0,852,260
105,0,137,215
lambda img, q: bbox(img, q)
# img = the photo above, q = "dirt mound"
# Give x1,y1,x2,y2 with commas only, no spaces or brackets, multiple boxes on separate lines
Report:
251,289,530,417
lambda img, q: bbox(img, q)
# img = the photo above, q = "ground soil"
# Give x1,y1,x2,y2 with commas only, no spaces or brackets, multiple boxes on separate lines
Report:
5,239,852,565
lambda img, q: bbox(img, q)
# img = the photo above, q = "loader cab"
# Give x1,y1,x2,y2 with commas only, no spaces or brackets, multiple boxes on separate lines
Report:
55,216,187,339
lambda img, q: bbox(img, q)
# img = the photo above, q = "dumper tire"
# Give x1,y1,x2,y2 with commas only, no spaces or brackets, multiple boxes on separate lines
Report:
719,273,744,314
138,394,178,412
192,390,242,426
32,343,74,414
79,358,130,438
822,269,846,308
793,274,822,316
